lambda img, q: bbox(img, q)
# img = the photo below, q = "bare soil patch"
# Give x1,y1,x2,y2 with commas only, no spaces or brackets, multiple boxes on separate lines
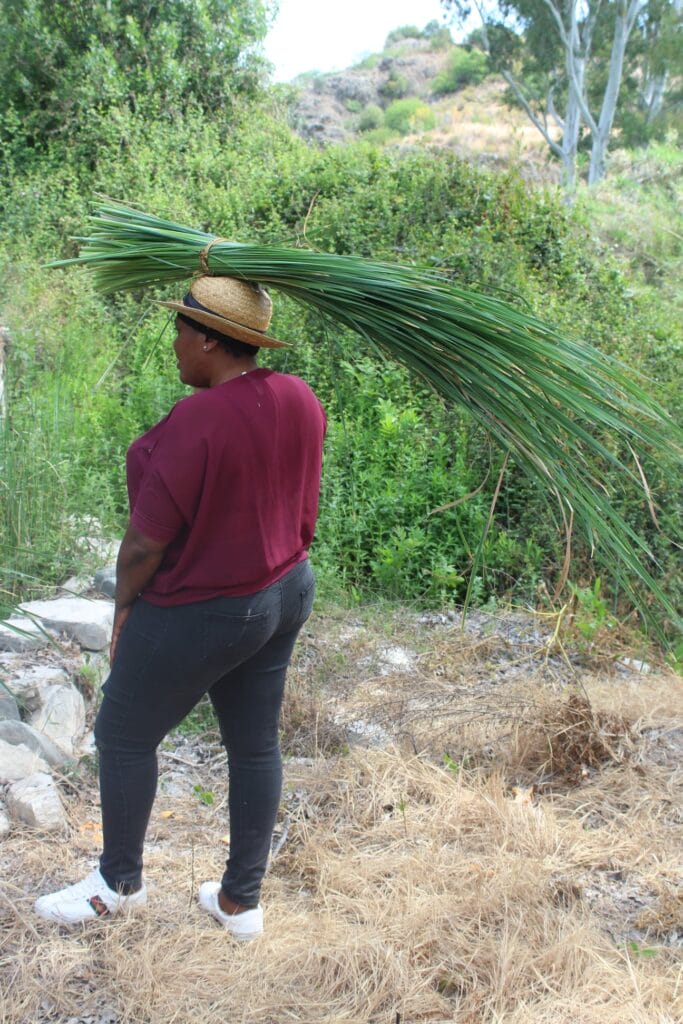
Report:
1,605,681,1023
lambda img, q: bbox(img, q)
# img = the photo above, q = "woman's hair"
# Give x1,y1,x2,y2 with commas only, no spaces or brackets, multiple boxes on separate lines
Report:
178,313,259,359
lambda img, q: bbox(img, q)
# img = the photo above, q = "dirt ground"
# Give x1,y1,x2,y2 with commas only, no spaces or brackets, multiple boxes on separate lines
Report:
1,604,681,1023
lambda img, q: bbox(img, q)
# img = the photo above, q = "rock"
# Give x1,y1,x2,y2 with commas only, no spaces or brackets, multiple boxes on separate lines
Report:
18,597,114,651
78,730,97,756
0,738,50,782
0,687,21,721
8,666,71,714
0,616,46,652
0,720,72,767
0,803,9,835
94,565,117,598
327,72,374,105
618,657,651,675
7,772,68,831
29,683,86,757
378,645,415,674
10,665,71,695
59,574,92,596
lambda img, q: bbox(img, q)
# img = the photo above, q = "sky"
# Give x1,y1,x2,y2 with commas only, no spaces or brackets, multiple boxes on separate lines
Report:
264,0,454,82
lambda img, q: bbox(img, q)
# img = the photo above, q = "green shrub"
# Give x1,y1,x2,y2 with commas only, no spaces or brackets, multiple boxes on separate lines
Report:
428,28,454,51
379,70,411,102
432,47,489,95
357,104,384,132
0,95,680,631
424,20,453,50
361,126,395,146
353,53,380,71
385,25,422,47
384,98,436,135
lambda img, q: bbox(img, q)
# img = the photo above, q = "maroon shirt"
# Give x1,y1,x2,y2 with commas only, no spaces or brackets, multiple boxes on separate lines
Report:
126,369,326,605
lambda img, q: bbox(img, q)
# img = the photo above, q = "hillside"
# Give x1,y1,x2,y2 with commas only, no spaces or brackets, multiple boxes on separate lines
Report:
289,32,558,181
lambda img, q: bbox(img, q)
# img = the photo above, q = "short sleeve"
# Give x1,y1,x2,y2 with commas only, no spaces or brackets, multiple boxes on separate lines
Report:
130,405,209,544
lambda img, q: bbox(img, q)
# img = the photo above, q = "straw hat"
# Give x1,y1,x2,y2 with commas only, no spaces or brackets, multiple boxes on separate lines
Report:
156,276,286,349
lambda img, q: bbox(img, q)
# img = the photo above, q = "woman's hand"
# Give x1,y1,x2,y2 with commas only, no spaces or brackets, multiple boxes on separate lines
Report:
110,604,132,664
110,522,169,664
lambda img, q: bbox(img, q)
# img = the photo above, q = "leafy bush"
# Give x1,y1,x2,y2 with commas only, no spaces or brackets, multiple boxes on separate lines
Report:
379,70,411,102
385,25,422,47
0,89,680,632
360,126,395,146
353,53,380,71
432,47,489,95
424,20,453,50
428,28,454,51
384,98,436,135
357,104,384,132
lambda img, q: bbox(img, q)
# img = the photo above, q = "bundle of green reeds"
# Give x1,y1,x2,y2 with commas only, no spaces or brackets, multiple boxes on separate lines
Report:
50,200,681,636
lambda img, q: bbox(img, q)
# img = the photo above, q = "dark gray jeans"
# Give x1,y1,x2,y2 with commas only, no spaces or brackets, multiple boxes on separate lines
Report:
94,558,315,907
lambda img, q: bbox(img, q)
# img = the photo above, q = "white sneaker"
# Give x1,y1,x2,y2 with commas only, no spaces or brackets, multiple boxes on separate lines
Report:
198,882,263,941
34,868,147,925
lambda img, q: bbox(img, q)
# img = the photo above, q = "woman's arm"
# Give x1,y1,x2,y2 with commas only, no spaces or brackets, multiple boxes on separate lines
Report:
111,522,168,663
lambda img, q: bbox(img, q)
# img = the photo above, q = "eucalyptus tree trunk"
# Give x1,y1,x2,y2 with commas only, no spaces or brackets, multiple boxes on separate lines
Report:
543,0,646,185
587,0,644,184
641,70,668,123
561,63,583,191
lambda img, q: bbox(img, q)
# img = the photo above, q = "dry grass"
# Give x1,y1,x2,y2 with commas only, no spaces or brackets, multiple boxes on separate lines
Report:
400,79,560,182
1,608,681,1023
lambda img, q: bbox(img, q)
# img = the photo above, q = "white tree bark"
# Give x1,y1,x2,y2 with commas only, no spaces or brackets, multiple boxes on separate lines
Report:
588,0,646,183
471,0,578,185
641,70,668,123
449,0,652,186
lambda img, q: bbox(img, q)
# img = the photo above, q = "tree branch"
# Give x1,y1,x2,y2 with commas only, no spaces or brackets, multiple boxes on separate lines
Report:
501,70,564,158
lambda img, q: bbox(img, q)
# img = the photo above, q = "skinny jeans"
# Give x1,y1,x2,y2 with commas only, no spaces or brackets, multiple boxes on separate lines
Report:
94,558,315,907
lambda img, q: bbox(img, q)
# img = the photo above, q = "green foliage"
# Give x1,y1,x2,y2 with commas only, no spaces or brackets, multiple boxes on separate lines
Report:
360,126,395,146
384,98,436,135
357,104,384,132
0,79,680,638
0,0,269,157
567,579,616,646
385,25,422,47
379,69,411,102
432,47,490,95
428,28,455,52
445,0,681,183
192,784,215,806
353,53,381,71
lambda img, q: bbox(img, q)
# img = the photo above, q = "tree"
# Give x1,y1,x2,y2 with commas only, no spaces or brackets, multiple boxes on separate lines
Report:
442,0,682,186
0,0,271,151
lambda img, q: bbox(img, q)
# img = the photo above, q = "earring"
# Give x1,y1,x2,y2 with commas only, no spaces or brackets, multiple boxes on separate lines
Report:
203,345,208,351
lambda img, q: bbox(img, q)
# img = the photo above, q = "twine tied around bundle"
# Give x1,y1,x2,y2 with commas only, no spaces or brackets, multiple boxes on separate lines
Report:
198,237,231,275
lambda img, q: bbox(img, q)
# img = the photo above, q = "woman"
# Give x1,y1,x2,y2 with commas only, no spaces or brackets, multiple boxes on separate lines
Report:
34,276,327,940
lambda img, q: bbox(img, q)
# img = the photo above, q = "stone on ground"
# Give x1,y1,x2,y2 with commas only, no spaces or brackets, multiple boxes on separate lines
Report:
0,688,21,721
59,574,92,596
0,738,50,782
0,616,46,653
94,565,117,599
29,683,86,757
8,665,71,702
0,803,9,835
7,772,68,831
18,597,113,651
0,720,71,767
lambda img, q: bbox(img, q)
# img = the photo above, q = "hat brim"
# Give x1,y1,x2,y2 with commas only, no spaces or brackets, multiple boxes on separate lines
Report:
155,300,288,349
